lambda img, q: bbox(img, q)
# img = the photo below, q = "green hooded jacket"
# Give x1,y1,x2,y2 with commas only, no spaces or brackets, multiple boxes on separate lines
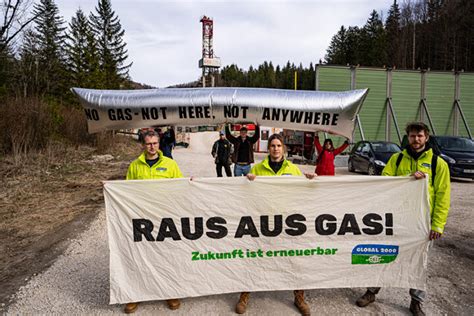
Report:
126,151,183,180
250,156,302,176
382,148,450,233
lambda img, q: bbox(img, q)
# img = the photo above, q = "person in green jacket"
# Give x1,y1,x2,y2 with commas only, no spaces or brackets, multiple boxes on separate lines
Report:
124,130,183,314
356,122,451,316
235,133,317,316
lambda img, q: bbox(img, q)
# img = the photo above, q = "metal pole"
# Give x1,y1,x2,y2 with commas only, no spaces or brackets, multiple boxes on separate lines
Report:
419,70,427,121
350,65,356,90
387,99,402,143
356,115,365,141
421,99,437,135
385,68,392,141
455,100,473,139
453,72,460,136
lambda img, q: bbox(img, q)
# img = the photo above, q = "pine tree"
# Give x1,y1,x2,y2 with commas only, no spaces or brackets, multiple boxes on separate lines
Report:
325,26,348,65
90,0,131,89
385,1,401,67
359,10,386,66
66,9,100,88
31,0,67,96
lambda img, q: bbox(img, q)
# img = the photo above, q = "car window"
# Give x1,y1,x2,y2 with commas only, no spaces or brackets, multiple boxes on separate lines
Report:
436,137,474,152
372,143,401,153
355,143,364,153
361,143,370,153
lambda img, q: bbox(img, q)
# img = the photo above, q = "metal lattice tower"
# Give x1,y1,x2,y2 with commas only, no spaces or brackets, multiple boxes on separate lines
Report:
199,16,221,87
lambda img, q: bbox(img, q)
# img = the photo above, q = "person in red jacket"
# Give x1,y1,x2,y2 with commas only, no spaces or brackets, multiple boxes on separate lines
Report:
314,133,350,175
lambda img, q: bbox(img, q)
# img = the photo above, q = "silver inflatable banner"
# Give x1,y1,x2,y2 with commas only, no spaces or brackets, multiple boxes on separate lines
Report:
72,87,368,139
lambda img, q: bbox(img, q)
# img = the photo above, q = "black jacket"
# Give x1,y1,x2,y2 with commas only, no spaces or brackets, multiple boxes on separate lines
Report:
225,125,260,164
212,139,233,164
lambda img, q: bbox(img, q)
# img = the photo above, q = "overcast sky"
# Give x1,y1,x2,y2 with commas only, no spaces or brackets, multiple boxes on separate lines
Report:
55,0,395,88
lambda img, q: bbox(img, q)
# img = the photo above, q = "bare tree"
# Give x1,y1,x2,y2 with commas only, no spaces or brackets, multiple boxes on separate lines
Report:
0,0,38,51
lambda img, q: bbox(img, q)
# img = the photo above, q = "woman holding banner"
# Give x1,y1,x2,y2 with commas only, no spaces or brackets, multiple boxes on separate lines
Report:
314,133,349,176
236,133,316,316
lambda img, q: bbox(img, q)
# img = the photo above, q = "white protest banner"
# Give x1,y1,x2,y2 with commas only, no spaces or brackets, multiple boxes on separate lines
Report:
104,175,430,304
72,87,368,139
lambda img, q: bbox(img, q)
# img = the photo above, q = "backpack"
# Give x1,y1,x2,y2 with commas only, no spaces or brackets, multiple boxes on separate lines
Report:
395,152,438,186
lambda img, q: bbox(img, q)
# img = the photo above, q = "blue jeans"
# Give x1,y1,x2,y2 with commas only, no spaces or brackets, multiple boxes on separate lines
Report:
368,287,426,302
234,164,251,177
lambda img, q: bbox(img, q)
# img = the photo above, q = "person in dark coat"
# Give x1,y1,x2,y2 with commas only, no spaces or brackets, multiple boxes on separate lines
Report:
211,131,233,177
157,127,176,159
225,124,260,176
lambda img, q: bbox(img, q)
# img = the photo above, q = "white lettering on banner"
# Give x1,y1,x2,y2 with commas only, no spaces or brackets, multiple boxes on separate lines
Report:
104,176,431,304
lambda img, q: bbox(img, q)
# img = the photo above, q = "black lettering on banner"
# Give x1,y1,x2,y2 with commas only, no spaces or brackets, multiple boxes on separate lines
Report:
178,107,187,118
260,215,283,237
206,217,228,239
304,112,313,124
322,113,331,125
290,110,304,123
241,106,248,119
285,214,307,236
160,107,167,119
262,108,270,120
315,214,337,235
361,213,384,235
195,106,204,118
181,217,204,240
338,213,361,235
108,109,132,121
203,106,211,118
331,113,339,125
188,106,195,118
225,105,240,118
385,213,393,235
235,216,259,238
281,109,290,121
132,219,154,242
314,112,321,124
272,109,280,121
84,108,99,121
142,107,166,120
156,218,181,241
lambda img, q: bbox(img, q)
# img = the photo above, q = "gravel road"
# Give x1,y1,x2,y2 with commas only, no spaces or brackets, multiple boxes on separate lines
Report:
6,140,474,315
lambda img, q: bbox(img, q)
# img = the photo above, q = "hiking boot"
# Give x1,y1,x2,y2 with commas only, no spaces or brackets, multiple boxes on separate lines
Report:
356,290,376,307
166,299,181,310
235,292,250,314
409,299,425,316
124,302,139,314
294,290,311,316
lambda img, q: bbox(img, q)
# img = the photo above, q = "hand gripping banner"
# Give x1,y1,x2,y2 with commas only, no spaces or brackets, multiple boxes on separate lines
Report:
104,176,430,304
72,87,368,139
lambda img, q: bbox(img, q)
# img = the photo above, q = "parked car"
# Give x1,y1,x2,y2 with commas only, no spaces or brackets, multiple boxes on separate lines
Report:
432,136,474,179
348,141,401,175
400,135,474,179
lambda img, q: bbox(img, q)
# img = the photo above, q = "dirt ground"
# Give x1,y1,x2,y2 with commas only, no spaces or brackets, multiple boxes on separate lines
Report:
1,133,473,315
0,136,141,310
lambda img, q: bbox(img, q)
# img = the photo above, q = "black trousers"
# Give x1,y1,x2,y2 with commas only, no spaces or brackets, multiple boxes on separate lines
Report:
216,162,232,177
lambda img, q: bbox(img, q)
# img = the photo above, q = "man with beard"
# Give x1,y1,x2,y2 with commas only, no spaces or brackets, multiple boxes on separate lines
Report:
355,122,451,316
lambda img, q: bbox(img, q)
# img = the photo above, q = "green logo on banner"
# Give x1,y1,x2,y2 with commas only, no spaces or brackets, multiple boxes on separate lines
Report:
351,244,399,265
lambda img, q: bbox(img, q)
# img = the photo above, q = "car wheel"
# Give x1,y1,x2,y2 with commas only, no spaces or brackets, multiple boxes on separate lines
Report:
348,159,355,172
368,164,376,176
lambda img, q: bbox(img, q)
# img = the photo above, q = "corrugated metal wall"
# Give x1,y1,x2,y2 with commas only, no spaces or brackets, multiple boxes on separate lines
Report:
316,65,473,144
426,72,455,135
459,74,474,137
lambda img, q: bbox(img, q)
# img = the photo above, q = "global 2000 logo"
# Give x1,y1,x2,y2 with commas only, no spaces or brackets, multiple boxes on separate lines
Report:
351,244,399,265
